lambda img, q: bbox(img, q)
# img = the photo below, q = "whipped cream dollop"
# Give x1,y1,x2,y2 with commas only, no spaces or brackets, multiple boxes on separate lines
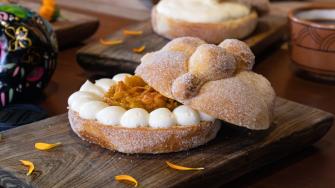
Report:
112,73,132,83
68,74,217,128
149,108,176,128
95,78,115,92
156,0,250,23
79,101,109,120
68,91,102,107
120,108,149,128
173,105,201,126
80,80,105,97
96,106,126,126
70,98,101,113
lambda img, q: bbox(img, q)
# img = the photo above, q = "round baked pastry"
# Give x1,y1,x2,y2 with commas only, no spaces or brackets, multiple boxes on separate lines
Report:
68,74,220,154
136,37,275,130
68,37,275,154
152,0,269,43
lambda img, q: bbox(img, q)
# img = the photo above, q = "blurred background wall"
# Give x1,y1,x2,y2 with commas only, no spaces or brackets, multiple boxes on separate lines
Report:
28,0,335,20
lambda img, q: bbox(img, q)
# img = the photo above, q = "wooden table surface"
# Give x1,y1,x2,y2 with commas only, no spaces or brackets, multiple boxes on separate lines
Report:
32,2,335,188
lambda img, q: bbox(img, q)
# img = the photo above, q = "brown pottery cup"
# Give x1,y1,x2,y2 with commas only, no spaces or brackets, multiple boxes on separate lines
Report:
289,4,335,81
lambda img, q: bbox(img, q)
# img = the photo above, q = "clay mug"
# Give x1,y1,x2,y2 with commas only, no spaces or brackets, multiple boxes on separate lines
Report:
289,4,335,81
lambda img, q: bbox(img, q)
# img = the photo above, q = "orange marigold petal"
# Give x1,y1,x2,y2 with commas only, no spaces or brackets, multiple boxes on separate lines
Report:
123,30,143,36
39,0,56,21
115,175,139,187
20,160,34,176
35,142,61,151
100,38,123,46
132,45,145,53
39,6,54,20
166,161,204,171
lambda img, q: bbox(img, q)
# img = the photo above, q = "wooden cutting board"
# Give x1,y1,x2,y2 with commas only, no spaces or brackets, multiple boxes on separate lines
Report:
77,14,287,75
21,2,99,48
0,98,333,188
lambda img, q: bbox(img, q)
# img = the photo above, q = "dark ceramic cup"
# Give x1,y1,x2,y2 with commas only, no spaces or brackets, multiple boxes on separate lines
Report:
289,4,335,81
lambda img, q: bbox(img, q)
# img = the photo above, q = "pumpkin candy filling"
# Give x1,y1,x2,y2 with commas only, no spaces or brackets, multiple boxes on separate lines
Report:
104,75,179,112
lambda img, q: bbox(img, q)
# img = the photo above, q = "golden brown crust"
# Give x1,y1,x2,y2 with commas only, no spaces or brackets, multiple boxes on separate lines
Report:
171,73,204,101
162,37,206,58
189,44,237,81
187,71,275,130
219,39,255,70
68,110,221,154
135,37,276,130
137,50,188,99
151,6,258,44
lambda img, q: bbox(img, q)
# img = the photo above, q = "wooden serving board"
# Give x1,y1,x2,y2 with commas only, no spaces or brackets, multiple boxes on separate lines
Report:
0,98,333,188
21,2,99,48
77,14,287,75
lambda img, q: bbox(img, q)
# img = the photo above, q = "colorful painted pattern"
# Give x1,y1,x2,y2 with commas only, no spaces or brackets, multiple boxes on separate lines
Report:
0,3,58,107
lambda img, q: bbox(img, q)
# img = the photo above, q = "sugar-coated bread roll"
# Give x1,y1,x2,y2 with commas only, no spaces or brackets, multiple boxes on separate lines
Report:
79,101,109,120
149,108,176,128
68,91,102,107
189,44,236,81
96,106,126,126
120,108,149,128
95,78,115,92
171,73,203,101
112,73,132,83
80,80,105,98
162,37,206,57
136,37,276,130
173,105,200,126
219,39,255,70
138,50,189,99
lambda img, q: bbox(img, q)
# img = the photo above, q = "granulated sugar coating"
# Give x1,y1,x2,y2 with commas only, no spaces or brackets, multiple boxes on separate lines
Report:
162,37,206,58
189,44,236,81
219,39,255,70
189,71,274,130
69,110,221,154
136,37,275,130
136,50,188,99
172,73,204,101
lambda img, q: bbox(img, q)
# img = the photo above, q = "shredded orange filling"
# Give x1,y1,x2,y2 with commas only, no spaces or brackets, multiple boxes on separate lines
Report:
20,160,35,176
132,45,145,53
100,38,123,46
104,75,179,112
35,142,61,151
115,175,139,187
166,161,204,171
123,29,143,36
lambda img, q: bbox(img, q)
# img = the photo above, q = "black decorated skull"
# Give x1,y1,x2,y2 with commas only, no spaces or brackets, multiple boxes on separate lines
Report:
0,4,58,107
